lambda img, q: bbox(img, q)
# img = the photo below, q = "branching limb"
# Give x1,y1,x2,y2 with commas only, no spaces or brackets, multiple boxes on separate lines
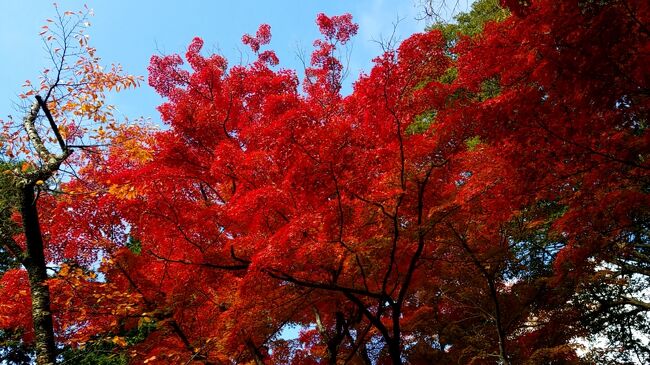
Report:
35,95,67,153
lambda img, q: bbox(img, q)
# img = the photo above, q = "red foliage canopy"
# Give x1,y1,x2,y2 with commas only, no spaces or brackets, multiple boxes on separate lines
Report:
1,1,648,364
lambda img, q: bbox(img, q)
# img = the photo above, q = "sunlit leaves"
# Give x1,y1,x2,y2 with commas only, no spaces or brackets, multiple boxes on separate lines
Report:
1,1,647,363
2,4,141,165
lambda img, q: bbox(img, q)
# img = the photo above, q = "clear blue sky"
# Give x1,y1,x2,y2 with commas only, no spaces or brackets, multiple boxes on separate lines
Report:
1,1,467,123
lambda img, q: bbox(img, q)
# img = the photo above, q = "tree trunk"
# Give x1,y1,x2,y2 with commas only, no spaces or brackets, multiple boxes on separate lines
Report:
245,338,265,365
386,336,402,365
359,343,372,365
487,278,510,365
21,185,57,365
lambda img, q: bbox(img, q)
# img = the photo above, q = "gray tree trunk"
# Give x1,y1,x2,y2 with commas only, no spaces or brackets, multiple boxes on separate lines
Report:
21,185,57,365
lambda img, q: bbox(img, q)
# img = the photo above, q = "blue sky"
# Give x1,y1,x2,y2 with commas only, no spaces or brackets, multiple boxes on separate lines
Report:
1,1,466,123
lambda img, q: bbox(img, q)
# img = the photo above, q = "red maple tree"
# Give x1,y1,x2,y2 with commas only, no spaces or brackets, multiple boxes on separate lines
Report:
1,1,648,364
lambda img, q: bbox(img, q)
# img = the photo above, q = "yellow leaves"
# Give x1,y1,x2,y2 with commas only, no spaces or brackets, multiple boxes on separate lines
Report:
138,315,153,328
107,124,156,163
96,126,106,138
111,336,127,347
107,183,141,200
35,180,44,186
58,124,69,140
57,264,96,285
143,356,157,363
123,140,153,163
58,265,70,277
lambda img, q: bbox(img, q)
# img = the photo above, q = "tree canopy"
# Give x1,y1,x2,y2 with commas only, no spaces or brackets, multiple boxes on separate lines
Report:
1,0,649,364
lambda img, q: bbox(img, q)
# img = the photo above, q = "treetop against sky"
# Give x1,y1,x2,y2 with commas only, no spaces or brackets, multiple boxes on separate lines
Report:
0,0,461,123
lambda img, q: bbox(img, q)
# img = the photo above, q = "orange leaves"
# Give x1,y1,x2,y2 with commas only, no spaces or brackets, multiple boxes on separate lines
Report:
111,336,128,347
50,262,145,346
105,123,156,163
8,5,142,168
107,183,140,200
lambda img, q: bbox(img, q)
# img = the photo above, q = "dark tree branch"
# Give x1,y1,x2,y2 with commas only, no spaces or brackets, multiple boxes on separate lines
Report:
35,95,67,153
148,249,249,271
